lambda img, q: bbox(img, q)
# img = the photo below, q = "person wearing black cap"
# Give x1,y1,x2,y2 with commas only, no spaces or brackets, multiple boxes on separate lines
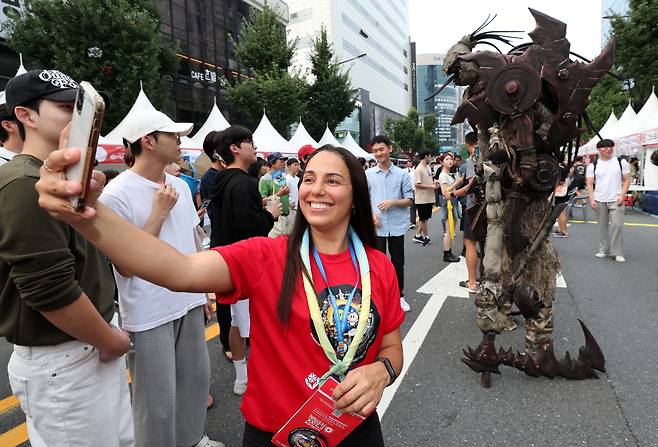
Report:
586,139,631,263
0,70,135,445
0,101,23,165
260,151,291,238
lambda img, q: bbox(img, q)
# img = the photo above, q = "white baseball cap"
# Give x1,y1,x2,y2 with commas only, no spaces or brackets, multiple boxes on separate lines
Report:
122,109,193,144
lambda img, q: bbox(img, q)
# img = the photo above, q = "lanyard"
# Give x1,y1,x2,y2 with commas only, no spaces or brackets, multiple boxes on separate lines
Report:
311,242,359,344
301,227,371,384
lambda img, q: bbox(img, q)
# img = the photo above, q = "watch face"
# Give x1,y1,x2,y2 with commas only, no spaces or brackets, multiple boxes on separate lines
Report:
288,428,328,447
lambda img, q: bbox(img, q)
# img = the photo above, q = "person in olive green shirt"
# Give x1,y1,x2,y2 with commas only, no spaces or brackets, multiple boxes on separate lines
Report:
259,152,290,237
0,70,134,445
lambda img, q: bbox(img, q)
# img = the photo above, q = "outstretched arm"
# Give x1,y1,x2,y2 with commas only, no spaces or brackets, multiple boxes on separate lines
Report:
36,147,234,294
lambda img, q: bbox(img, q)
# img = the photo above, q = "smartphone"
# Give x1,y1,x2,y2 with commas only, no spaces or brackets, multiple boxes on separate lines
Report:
200,198,211,209
65,81,105,210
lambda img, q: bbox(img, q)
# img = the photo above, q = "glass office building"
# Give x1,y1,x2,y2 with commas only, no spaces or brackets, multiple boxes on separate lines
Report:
415,53,460,152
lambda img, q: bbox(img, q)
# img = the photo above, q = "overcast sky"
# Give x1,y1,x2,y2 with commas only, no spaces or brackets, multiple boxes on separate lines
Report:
409,0,605,60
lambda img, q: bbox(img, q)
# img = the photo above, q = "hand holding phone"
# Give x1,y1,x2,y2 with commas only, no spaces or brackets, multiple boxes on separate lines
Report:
65,81,105,210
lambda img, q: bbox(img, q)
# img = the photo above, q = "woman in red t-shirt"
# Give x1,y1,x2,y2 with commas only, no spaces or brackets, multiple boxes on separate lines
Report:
37,145,405,447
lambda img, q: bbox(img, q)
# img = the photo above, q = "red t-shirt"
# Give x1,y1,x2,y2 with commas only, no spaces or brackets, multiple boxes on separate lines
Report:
212,236,405,432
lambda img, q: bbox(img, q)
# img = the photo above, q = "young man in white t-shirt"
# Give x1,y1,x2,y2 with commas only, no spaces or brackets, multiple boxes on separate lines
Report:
100,110,223,447
586,139,631,263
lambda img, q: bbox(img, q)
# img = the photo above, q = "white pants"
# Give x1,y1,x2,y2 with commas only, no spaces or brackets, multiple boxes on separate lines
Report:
230,299,250,337
8,337,134,447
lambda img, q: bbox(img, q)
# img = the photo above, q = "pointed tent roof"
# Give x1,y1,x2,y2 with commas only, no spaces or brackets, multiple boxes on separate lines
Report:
341,132,374,159
609,101,638,139
253,113,293,154
582,110,618,148
317,126,341,147
288,120,318,153
637,87,658,132
0,54,28,106
103,82,158,144
181,99,231,149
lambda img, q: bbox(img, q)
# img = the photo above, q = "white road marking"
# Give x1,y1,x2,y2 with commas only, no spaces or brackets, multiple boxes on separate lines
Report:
378,261,469,418
378,263,568,419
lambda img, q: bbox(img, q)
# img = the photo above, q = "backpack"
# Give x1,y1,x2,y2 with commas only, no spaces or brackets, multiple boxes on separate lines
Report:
593,156,624,180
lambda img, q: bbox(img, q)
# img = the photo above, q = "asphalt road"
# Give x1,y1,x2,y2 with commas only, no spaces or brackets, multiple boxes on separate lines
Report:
1,207,657,447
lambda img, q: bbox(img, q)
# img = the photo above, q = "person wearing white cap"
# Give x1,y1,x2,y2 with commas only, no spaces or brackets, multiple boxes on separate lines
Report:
99,109,224,447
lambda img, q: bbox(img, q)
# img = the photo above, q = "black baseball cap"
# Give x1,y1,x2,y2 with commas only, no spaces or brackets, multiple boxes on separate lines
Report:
5,69,78,112
266,152,288,165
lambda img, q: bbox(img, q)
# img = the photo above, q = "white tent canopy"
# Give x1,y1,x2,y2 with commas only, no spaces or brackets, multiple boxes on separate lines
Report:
253,113,293,154
0,55,28,106
581,111,618,150
181,99,230,150
636,87,658,132
103,82,158,145
341,132,374,159
317,126,341,147
288,120,318,153
609,101,638,139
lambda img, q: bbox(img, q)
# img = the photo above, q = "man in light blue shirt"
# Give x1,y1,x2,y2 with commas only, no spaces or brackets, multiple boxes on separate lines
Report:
366,135,414,312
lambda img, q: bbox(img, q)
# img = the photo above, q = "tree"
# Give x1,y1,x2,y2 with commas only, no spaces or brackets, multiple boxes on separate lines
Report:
584,75,629,140
587,0,657,134
609,0,658,108
227,5,304,137
5,0,179,132
385,108,438,156
232,4,296,74
303,27,356,140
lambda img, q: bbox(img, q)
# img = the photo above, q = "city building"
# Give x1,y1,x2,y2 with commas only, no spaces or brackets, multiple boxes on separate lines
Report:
414,53,461,153
286,0,412,148
0,0,289,132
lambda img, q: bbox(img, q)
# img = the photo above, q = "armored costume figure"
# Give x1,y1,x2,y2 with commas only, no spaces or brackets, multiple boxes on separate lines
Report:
431,9,613,386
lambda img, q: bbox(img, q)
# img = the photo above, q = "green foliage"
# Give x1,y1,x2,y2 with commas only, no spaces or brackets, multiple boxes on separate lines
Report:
227,5,304,137
233,5,297,74
588,0,657,135
584,75,629,140
385,108,438,155
5,0,179,132
227,72,306,138
304,27,356,140
608,0,658,107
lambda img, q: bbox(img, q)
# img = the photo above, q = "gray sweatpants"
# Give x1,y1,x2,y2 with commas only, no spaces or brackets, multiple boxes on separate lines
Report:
596,201,625,256
128,306,210,447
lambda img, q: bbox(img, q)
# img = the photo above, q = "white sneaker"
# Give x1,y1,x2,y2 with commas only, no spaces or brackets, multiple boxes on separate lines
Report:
614,255,626,263
595,252,607,258
233,381,247,395
194,435,225,447
400,296,411,312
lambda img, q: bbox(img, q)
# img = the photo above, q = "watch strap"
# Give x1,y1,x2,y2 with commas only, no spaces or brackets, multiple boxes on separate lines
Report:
376,357,397,386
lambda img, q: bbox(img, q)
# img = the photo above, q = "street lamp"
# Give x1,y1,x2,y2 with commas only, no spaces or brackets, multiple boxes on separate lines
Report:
337,53,367,65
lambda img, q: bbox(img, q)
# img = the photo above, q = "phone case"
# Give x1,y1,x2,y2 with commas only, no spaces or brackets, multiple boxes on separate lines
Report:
65,81,105,210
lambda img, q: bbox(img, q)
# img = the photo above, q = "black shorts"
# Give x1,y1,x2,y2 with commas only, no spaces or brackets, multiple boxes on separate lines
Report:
416,203,433,221
463,210,477,241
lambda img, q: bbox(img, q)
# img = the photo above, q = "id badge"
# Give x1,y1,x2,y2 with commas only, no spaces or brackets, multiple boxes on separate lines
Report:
271,377,366,447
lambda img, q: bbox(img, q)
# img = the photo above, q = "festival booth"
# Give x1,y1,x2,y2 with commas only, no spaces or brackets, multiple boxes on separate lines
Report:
317,126,342,147
252,112,294,156
580,111,618,154
97,82,158,165
179,99,230,164
341,132,374,160
287,120,318,156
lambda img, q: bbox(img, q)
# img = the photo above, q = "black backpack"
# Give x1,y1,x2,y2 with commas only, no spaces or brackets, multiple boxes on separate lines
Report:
593,156,624,180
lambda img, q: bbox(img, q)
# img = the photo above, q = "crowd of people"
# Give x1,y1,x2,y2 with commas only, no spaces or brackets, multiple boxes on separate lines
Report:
0,68,636,447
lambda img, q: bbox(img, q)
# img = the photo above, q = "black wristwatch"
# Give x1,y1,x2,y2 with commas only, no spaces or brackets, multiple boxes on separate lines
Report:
376,357,397,386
